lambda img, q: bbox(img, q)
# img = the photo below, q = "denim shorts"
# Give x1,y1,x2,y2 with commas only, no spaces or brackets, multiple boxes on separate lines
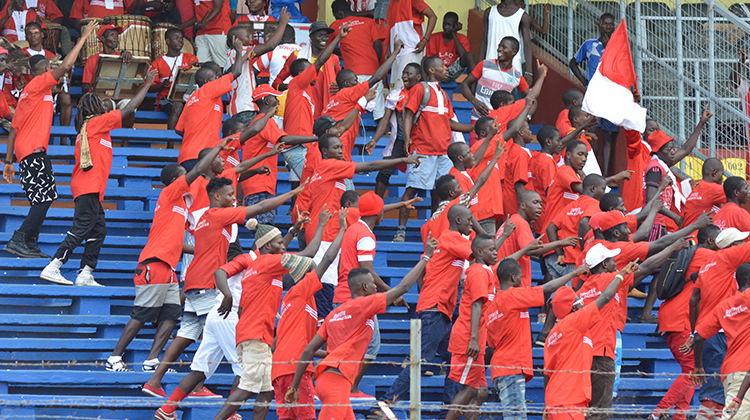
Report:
244,192,275,226
281,145,306,181
493,374,527,420
406,154,453,190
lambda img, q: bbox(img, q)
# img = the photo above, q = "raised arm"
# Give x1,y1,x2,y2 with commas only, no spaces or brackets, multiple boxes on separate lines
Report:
648,212,712,255
229,37,248,80
245,180,307,218
595,261,638,309
314,210,348,276
238,107,278,143
54,20,97,80
524,60,547,98
120,69,157,120
634,238,689,286
558,115,598,151
298,207,331,258
355,154,423,174
234,143,283,174
368,40,403,87
673,104,713,163
506,235,543,261
187,137,234,185
467,141,507,198
251,8,291,57
501,99,535,141
279,135,318,146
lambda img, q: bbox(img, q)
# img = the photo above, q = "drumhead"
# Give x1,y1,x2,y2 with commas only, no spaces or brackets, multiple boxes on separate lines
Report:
103,15,153,26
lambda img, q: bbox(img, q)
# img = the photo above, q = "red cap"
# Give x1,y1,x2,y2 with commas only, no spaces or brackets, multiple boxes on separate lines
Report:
598,210,627,231
647,130,674,153
552,287,577,320
252,84,283,102
98,24,123,39
589,212,604,230
359,191,384,216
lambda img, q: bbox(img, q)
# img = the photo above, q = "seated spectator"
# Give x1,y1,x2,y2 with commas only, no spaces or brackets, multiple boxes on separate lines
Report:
425,12,476,83
0,0,40,42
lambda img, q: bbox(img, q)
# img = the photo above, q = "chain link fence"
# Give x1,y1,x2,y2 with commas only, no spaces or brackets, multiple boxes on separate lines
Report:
478,0,750,179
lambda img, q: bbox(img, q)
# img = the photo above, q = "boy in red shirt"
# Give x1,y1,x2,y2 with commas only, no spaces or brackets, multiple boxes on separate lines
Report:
544,259,639,420
693,263,750,420
175,37,246,170
555,88,583,135
234,0,276,45
714,176,750,233
468,117,505,236
683,158,725,228
425,12,475,83
488,258,589,420
537,140,586,239
39,71,157,286
148,28,200,133
285,234,439,420
395,55,473,240
3,21,95,259
502,118,535,218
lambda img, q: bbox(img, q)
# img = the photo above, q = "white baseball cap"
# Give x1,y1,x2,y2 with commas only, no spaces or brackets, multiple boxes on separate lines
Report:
585,243,622,268
715,228,750,249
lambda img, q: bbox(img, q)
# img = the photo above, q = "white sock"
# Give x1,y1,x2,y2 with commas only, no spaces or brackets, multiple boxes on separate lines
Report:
107,355,122,363
144,358,158,366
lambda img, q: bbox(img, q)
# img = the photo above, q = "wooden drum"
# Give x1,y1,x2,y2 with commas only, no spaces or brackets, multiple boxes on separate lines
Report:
42,22,63,54
103,15,152,59
79,17,102,61
151,22,194,61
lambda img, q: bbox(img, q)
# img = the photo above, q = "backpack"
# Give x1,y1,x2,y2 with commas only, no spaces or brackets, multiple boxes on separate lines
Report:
413,82,450,126
655,245,698,301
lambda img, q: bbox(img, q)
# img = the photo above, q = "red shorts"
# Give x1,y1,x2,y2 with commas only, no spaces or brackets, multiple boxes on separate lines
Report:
273,372,315,420
546,405,587,420
133,260,176,286
448,353,487,389
315,370,355,420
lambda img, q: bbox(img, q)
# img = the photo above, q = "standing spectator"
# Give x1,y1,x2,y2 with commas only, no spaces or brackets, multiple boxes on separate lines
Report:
70,0,133,22
426,12,476,83
40,70,157,286
253,24,300,86
528,126,561,210
556,88,583,137
188,0,231,66
385,0,436,90
148,28,200,136
713,176,750,233
330,0,386,120
3,21,95,259
682,158,725,228
480,0,532,84
0,0,40,42
621,124,655,212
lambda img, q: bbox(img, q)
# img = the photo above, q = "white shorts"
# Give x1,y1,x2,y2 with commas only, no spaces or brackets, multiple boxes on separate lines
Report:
312,241,340,287
406,153,453,190
195,34,228,67
190,305,242,379
237,339,273,393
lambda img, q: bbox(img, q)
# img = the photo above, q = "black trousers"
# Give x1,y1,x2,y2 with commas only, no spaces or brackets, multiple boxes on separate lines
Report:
18,152,57,239
375,138,406,186
588,355,615,420
54,193,107,269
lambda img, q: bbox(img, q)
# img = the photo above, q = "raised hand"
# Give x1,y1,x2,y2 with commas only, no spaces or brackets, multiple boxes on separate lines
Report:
700,103,713,123
255,164,271,176
392,38,404,54
292,178,309,195
219,136,236,151
144,68,158,86
295,205,311,227
81,20,98,39
278,6,291,24
695,211,714,229
339,22,350,38
536,59,548,79
339,207,349,231
365,88,377,102
561,236,580,247
424,232,438,257
319,207,333,226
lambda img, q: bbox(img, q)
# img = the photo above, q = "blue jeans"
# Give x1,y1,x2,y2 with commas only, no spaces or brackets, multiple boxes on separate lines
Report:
314,283,335,321
281,145,306,180
376,310,457,405
493,374,527,420
243,192,275,225
613,330,622,397
700,332,727,405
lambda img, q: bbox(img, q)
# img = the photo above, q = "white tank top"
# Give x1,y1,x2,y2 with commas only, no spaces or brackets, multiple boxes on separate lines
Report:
486,6,525,69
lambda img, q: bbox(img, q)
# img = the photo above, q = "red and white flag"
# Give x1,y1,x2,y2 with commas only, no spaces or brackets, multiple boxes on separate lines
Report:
582,21,647,132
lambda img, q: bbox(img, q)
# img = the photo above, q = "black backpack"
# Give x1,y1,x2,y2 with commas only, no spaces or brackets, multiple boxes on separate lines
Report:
655,245,698,301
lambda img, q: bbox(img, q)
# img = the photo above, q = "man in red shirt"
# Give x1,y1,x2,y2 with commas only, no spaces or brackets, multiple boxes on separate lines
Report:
175,36,245,170
683,158,725,228
489,258,589,420
142,177,306,398
40,70,155,286
330,0,386,120
395,55,473,240
502,118,535,218
555,88,583,136
544,259,639,420
386,0,436,90
148,28,200,134
537,140,586,239
70,0,132,22
285,234,438,420
3,22,95,258
689,227,750,417
694,263,750,420
191,0,231,66
426,12,475,83
714,176,750,233
651,225,720,420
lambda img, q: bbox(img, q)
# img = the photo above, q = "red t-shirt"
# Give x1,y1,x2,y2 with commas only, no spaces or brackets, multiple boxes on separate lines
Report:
448,167,479,208
496,214,535,287
578,272,633,360
406,81,455,156
622,129,651,212
70,0,132,19
23,0,63,20
227,253,288,345
188,167,237,216
544,303,602,408
240,113,285,197
540,165,582,239
416,229,473,318
555,108,572,136
487,285,544,380
184,206,246,290
528,152,556,230
448,263,493,356
683,180,725,228
283,63,318,136
316,292,387,384
149,53,200,103
11,71,57,161
0,87,11,119
304,159,357,243
176,74,234,163
487,101,526,133
138,175,191,269
714,201,750,234
83,52,121,85
273,270,321,380
695,242,750,325
550,195,600,264
385,0,428,41
695,288,750,376
0,9,39,42
502,141,533,216
71,110,121,201
334,219,377,304
330,16,382,75
274,51,341,120
322,81,370,161
658,247,715,334
323,207,361,241
195,0,231,35
470,137,508,221
425,32,471,67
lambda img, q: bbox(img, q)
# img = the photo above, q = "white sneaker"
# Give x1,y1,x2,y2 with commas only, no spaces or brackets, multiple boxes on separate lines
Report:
40,259,73,285
75,266,103,287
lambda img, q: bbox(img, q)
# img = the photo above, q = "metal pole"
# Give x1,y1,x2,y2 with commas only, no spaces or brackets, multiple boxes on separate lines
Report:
708,1,717,157
410,319,422,420
634,0,643,85
676,0,687,166
567,0,574,67
620,0,626,22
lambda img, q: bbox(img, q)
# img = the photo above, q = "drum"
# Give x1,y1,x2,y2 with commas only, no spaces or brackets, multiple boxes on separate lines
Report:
151,22,195,61
79,18,102,61
42,22,63,54
103,15,152,59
